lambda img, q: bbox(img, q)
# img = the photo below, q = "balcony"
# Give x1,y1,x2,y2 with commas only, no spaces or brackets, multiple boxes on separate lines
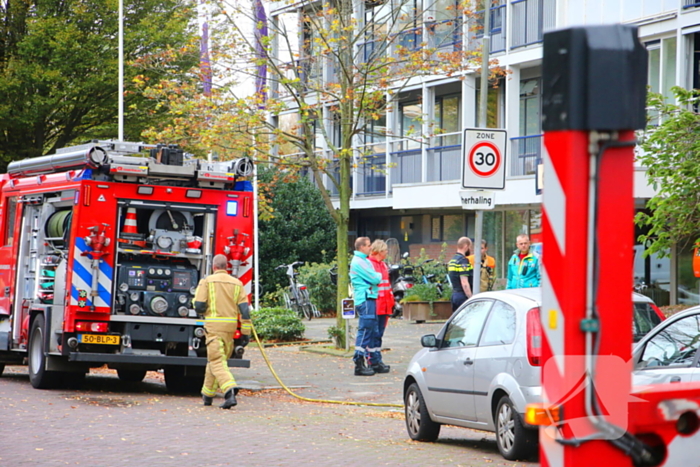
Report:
427,131,461,182
510,134,542,177
469,2,507,54
390,139,421,186
356,143,387,196
684,0,700,8
511,0,556,49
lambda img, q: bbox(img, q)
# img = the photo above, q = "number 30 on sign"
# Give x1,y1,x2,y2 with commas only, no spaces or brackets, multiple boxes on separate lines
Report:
461,128,507,190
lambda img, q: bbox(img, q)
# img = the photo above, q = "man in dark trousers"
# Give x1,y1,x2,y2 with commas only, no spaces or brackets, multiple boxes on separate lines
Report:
350,237,382,376
194,254,252,409
447,237,473,312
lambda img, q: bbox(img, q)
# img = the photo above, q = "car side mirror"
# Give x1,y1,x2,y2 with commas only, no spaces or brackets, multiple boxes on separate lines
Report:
421,334,438,348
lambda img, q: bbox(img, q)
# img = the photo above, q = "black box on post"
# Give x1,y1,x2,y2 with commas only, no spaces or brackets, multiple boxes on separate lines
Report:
542,25,648,132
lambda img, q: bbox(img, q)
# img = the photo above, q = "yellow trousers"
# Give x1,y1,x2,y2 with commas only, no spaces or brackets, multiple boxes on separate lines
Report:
201,330,236,396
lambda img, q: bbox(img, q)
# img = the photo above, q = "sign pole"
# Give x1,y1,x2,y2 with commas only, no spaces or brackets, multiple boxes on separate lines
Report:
472,0,491,296
473,212,483,295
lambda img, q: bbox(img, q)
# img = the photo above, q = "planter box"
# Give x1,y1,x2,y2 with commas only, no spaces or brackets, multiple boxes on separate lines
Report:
404,301,452,322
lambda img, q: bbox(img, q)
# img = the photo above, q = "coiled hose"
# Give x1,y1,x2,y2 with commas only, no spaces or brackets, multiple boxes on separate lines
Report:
250,323,403,408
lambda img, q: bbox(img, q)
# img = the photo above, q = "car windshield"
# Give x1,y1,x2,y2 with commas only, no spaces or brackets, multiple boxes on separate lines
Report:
639,314,700,368
633,302,662,343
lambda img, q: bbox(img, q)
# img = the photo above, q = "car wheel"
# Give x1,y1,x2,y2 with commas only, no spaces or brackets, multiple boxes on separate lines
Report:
495,395,538,460
404,382,440,441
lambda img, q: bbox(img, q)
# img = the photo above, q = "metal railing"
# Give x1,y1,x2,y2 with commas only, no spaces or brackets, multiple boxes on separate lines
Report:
427,131,461,182
684,0,700,8
356,150,387,196
470,3,507,53
390,139,422,185
510,134,542,177
511,0,556,49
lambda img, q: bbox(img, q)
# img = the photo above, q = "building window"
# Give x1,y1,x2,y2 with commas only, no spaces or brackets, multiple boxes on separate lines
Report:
431,216,442,241
397,0,423,51
276,113,301,156
400,101,422,149
434,94,461,146
647,37,677,124
363,0,391,62
475,79,503,128
519,79,541,136
363,111,387,148
430,0,462,50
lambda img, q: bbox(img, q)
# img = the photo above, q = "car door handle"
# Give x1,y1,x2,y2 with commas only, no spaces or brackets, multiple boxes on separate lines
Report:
670,376,681,383
464,358,473,366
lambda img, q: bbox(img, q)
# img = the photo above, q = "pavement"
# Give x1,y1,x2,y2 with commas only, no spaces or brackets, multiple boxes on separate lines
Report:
0,316,537,466
236,316,445,405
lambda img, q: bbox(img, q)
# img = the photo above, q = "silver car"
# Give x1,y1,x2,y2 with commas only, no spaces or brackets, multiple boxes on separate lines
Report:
403,288,663,461
633,305,700,385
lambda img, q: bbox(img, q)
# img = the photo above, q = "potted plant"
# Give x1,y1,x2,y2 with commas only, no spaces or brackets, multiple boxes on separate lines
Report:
401,283,452,322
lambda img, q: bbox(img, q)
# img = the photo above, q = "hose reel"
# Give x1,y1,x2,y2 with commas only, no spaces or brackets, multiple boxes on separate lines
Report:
45,210,72,240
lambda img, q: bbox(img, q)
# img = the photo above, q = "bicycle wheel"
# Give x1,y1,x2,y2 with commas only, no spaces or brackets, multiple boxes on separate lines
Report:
311,303,321,318
282,292,292,310
301,303,312,320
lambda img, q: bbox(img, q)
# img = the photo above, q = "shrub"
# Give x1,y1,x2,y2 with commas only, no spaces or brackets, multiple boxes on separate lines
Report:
251,307,305,342
297,261,337,315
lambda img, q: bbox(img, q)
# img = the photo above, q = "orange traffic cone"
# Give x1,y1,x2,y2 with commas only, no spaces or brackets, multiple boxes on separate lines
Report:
123,208,138,235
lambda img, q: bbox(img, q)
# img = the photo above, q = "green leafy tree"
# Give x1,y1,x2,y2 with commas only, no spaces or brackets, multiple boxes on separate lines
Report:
258,165,336,292
0,0,199,168
636,87,700,256
137,0,502,346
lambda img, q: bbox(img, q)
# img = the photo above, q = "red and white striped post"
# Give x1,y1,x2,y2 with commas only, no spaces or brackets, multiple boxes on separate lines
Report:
539,25,647,467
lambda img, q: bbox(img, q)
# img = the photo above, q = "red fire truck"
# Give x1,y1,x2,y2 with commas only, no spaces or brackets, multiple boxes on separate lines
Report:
0,141,254,392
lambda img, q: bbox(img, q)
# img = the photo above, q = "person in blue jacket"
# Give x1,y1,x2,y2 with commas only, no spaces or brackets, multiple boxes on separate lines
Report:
350,237,382,376
506,234,541,289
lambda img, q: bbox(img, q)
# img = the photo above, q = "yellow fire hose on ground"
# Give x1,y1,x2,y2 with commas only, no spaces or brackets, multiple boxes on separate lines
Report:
250,323,404,408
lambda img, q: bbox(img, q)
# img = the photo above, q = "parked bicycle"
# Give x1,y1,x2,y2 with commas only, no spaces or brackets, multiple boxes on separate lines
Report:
276,261,321,320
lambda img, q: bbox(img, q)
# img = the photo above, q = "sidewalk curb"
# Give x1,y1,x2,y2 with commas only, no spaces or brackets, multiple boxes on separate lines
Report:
299,345,353,358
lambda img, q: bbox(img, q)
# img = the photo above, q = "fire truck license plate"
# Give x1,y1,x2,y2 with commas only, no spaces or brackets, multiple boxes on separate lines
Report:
78,334,120,345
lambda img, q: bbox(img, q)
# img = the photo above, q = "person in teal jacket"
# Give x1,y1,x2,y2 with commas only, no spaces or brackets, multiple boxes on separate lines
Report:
506,234,541,289
350,237,382,376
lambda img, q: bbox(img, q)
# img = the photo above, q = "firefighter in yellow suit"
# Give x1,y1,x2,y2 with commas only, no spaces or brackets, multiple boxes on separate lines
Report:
193,254,252,409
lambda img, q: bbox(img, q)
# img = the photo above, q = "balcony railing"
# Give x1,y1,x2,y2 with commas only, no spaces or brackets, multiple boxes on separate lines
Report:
684,0,700,8
510,134,542,176
357,143,387,195
427,131,461,182
390,139,422,185
511,0,556,49
470,3,507,54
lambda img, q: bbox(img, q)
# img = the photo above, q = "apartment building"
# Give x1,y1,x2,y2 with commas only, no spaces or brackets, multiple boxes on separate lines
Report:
268,0,700,305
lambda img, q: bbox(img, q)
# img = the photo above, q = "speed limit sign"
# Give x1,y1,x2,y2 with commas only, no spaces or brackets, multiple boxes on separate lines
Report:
462,128,507,190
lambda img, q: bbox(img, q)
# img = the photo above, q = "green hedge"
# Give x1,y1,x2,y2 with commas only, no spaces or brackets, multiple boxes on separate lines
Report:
251,307,305,342
297,261,337,315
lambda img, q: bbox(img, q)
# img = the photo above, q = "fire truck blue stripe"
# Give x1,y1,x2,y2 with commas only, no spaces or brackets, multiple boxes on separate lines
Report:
97,282,111,306
70,285,93,308
72,260,93,289
99,259,113,277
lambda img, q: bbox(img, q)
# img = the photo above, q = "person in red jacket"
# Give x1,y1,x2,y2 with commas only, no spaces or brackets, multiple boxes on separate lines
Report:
368,239,394,373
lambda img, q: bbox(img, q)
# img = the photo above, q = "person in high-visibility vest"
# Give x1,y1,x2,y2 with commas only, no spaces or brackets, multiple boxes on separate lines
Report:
367,239,394,374
447,237,474,311
506,234,541,289
194,254,252,409
467,239,496,292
